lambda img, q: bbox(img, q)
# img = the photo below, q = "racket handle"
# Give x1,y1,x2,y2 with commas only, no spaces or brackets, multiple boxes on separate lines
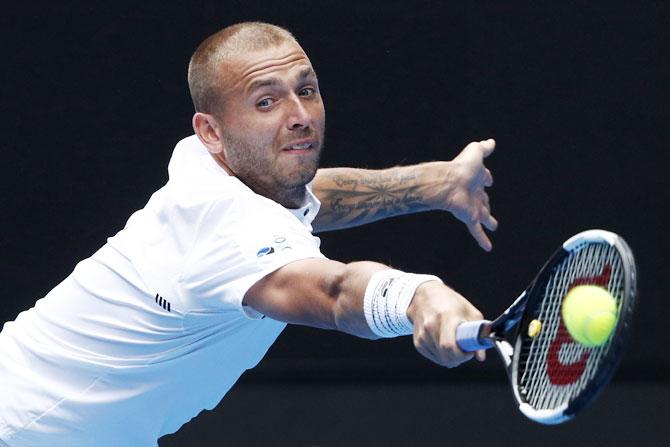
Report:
456,320,495,352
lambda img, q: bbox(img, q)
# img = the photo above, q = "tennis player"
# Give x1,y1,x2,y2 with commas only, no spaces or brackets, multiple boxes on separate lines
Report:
0,22,497,446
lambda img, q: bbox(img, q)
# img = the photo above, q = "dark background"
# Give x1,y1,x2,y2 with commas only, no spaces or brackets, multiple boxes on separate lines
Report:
1,1,668,445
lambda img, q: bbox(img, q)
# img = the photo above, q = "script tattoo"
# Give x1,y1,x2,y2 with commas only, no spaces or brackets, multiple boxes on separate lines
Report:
317,170,430,228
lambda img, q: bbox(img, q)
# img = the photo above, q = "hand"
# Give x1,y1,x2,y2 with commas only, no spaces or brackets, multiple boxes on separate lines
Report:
428,139,498,251
407,281,486,368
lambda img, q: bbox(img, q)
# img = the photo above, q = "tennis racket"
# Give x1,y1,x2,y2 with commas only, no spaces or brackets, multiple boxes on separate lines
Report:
455,229,637,424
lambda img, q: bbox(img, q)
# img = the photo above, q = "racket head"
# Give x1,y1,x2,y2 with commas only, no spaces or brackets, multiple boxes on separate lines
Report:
501,229,636,424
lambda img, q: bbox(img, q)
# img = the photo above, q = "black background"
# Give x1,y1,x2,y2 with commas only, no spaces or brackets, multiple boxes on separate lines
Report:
1,1,668,445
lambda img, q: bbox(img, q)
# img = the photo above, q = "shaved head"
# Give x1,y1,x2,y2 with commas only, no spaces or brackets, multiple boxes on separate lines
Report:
188,22,298,114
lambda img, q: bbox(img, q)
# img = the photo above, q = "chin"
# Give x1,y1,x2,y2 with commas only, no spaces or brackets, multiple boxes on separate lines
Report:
282,159,319,187
281,169,317,189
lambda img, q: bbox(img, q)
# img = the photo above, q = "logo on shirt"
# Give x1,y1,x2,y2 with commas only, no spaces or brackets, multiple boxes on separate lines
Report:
155,293,172,312
256,235,293,257
256,246,275,257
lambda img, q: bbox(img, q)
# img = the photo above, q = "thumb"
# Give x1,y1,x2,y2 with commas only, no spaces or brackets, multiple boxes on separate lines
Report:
479,138,496,157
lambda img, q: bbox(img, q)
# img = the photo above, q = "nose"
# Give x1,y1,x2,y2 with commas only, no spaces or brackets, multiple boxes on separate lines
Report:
286,95,310,130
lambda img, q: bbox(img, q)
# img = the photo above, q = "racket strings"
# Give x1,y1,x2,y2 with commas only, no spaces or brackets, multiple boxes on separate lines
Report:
522,244,623,409
529,244,621,409
516,243,625,411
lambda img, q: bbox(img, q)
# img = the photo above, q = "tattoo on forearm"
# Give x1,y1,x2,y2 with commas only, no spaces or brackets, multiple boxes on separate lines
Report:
317,170,431,228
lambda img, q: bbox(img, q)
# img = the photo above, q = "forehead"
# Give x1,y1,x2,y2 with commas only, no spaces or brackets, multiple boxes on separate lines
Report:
225,41,315,92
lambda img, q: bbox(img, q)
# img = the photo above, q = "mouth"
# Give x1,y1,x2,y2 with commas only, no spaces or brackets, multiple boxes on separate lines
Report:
282,139,316,154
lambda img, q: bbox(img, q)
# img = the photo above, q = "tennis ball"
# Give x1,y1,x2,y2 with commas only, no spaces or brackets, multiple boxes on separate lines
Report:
562,285,617,347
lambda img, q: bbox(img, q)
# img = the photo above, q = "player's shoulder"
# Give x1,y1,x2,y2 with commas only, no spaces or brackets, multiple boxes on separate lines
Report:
159,135,308,233
162,135,254,209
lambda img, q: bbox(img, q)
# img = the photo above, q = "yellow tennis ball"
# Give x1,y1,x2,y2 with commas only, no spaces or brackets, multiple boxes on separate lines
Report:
562,285,617,347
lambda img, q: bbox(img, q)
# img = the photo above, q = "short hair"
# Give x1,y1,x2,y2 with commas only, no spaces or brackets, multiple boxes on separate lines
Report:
187,22,297,114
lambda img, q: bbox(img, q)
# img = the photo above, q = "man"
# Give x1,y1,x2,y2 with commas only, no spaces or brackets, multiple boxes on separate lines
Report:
0,22,496,446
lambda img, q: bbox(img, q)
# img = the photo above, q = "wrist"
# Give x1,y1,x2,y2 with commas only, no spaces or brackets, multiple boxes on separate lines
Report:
363,269,443,337
419,161,455,212
406,279,444,324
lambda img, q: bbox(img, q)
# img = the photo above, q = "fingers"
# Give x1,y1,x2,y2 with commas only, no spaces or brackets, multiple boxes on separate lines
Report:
452,137,498,250
484,168,493,187
474,182,497,246
482,213,498,232
464,191,496,250
438,325,474,367
470,209,498,250
411,286,487,369
468,221,493,252
478,138,496,157
414,327,463,367
480,193,498,232
414,338,440,365
475,349,486,362
457,138,496,163
415,331,474,368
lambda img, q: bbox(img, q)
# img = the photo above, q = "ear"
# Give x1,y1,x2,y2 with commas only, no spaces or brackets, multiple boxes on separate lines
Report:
192,112,225,155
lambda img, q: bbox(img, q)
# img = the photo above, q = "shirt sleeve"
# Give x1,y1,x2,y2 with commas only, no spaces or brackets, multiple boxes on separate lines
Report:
177,195,326,319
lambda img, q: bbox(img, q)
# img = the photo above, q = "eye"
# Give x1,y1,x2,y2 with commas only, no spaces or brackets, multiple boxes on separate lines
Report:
298,87,315,97
257,97,275,109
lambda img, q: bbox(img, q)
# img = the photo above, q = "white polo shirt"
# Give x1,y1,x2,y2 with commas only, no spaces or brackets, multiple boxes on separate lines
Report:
0,135,325,446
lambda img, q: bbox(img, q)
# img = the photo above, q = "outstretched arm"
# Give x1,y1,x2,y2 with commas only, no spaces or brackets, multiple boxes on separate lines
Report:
312,139,498,251
244,258,485,368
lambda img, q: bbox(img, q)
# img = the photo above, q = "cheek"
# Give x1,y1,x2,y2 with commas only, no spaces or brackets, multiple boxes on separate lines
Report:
248,115,283,138
230,120,278,151
313,101,326,129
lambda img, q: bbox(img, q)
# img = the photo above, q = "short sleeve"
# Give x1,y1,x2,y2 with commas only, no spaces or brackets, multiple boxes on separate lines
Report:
177,194,326,319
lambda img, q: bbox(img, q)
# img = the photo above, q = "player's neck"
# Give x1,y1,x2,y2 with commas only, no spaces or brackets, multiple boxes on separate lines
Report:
209,153,307,208
262,185,307,209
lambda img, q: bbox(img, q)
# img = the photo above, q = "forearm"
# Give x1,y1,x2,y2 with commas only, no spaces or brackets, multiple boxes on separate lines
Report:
330,261,484,366
312,163,449,232
244,257,484,367
330,264,485,367
330,261,389,338
244,258,389,339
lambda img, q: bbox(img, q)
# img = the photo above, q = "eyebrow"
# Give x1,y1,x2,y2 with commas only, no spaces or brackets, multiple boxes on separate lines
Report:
297,67,317,81
246,67,318,94
247,77,281,93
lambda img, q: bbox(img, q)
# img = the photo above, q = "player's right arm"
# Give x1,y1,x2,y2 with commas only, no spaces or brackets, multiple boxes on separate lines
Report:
243,258,485,367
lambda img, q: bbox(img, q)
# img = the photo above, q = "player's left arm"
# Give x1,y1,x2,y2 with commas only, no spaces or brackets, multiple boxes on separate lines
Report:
312,139,499,251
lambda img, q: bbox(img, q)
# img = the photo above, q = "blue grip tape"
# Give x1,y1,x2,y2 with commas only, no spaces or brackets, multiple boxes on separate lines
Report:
456,320,493,352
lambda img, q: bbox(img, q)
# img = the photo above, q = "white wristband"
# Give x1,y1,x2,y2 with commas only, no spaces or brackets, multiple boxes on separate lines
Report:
363,269,443,338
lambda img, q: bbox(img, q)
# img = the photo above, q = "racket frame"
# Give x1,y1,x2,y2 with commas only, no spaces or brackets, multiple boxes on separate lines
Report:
456,229,637,424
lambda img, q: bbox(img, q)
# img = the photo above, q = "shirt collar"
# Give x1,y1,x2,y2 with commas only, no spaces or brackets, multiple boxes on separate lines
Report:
286,183,321,228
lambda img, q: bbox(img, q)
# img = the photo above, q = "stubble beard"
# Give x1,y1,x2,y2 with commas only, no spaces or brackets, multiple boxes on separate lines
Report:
222,130,323,206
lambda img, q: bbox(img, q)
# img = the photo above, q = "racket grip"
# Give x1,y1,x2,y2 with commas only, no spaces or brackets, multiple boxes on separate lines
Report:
456,320,495,352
